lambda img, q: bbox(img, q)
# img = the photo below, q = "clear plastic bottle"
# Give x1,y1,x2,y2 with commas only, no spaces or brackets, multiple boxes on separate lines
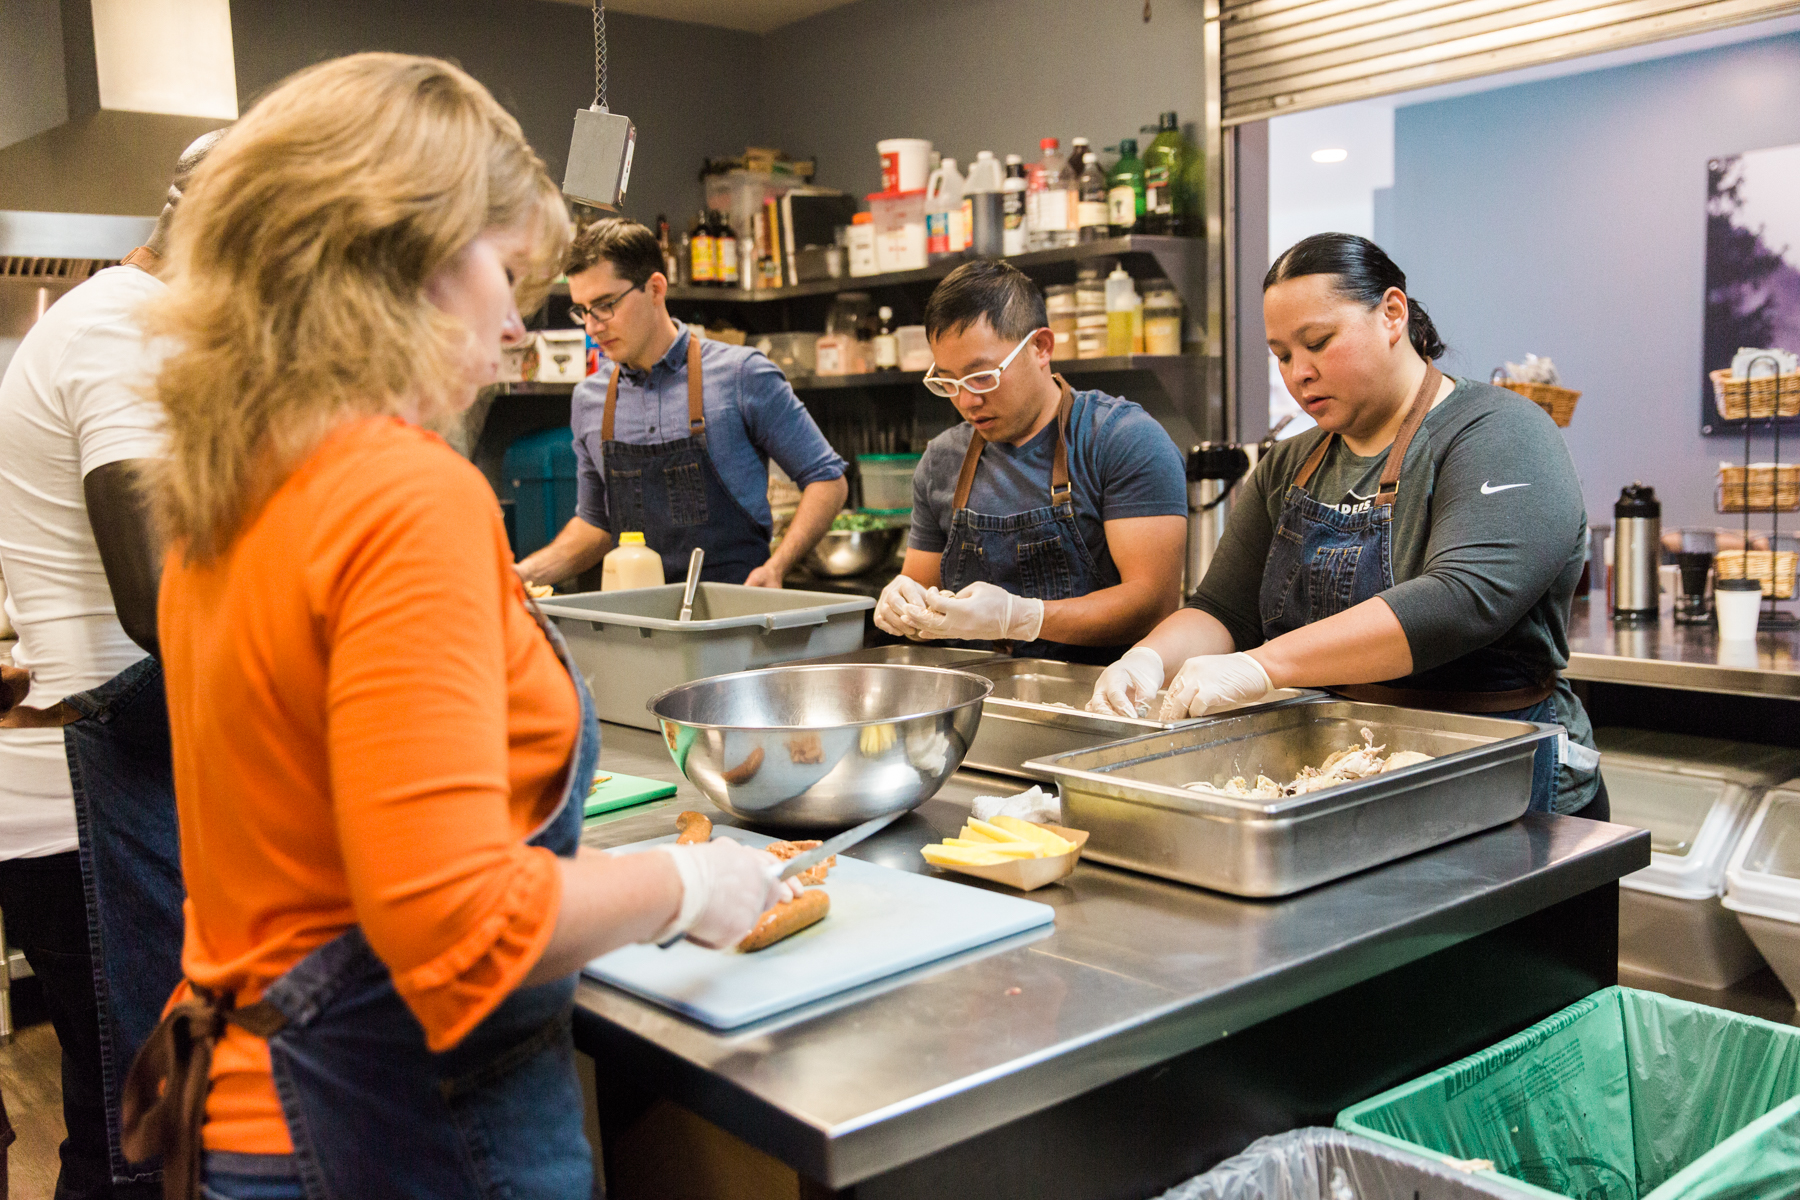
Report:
1000,154,1028,256
1027,138,1076,251
601,531,665,591
1075,138,1110,243
925,156,966,262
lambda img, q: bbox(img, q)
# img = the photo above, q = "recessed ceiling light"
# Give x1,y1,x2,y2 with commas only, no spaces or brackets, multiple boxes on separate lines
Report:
1311,148,1348,163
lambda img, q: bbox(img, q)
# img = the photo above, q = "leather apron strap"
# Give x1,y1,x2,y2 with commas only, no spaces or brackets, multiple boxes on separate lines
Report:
952,376,1074,512
120,989,287,1200
1291,363,1440,497
602,326,703,443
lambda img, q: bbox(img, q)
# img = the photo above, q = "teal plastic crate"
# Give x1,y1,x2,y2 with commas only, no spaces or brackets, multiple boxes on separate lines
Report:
503,427,579,557
1338,986,1800,1200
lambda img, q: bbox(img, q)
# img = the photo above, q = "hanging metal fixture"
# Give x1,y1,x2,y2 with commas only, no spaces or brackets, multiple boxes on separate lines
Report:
562,0,636,212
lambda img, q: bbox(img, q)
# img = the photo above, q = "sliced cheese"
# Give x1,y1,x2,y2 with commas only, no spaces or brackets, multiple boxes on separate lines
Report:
988,816,1074,854
921,844,1009,867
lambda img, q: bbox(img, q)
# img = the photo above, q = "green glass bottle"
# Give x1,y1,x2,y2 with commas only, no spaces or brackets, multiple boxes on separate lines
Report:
1107,138,1146,236
1141,112,1183,235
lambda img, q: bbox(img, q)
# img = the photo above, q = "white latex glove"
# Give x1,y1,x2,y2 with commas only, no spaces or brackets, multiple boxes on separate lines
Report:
875,573,933,639
1086,646,1165,717
916,581,1044,643
653,840,804,949
1159,652,1274,722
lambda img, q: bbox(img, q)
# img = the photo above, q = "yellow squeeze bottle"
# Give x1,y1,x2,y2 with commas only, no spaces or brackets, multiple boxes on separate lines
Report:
601,532,665,591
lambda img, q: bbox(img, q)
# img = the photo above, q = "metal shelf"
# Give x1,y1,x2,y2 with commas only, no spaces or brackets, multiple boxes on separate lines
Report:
493,354,1204,397
656,235,1203,304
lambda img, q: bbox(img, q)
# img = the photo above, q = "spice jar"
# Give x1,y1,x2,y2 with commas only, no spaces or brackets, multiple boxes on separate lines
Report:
1045,284,1077,361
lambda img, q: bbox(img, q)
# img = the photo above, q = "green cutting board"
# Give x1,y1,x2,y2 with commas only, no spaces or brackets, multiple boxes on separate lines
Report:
584,770,677,819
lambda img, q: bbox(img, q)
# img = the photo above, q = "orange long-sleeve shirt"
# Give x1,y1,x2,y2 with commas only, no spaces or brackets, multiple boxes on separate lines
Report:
158,417,579,1154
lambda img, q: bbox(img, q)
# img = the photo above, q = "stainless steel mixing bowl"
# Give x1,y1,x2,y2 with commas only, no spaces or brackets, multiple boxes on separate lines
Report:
648,664,992,830
803,527,905,577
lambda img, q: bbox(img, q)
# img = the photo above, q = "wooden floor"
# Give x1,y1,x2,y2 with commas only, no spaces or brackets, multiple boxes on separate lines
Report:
0,960,1794,1195
3,982,70,1200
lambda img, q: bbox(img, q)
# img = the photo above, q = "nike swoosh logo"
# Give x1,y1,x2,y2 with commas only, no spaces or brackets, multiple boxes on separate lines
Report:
1481,482,1530,495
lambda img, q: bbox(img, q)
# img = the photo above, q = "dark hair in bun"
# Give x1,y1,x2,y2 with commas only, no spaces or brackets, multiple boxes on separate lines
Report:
1264,232,1446,361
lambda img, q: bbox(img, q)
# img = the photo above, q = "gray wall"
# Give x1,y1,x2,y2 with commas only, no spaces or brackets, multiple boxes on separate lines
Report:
229,0,762,232
0,0,68,151
760,0,1207,205
1385,31,1800,533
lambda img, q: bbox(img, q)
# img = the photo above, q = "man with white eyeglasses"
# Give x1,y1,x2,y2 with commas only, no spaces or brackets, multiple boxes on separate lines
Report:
874,260,1187,663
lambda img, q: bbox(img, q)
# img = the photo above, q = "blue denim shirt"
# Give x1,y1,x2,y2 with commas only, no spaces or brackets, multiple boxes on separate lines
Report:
571,326,845,531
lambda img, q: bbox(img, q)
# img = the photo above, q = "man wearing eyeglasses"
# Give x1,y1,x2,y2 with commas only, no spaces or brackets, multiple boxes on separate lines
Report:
875,260,1187,663
515,219,847,589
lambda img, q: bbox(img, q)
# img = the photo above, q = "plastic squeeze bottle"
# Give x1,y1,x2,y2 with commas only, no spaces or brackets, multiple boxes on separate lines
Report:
1105,267,1140,358
601,531,666,591
965,150,1005,257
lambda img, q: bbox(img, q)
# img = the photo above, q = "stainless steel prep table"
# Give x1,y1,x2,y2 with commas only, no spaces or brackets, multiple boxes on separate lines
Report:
1566,594,1800,698
576,722,1648,1200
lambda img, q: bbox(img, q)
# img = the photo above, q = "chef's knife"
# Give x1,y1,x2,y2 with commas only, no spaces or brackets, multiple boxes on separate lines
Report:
772,809,904,881
656,810,904,948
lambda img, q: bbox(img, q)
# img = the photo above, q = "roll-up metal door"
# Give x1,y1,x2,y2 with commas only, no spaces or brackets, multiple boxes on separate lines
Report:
1222,0,1800,123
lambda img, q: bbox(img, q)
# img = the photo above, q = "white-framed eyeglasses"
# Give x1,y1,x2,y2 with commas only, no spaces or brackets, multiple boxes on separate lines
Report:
922,329,1043,399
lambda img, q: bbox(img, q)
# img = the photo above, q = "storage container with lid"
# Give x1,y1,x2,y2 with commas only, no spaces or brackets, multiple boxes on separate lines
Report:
1598,728,1800,988
1724,784,1800,1003
535,328,589,383
868,190,926,273
857,453,921,512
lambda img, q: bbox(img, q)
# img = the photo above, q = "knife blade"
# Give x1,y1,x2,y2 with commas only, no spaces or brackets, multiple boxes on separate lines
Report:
773,809,904,881
655,810,906,948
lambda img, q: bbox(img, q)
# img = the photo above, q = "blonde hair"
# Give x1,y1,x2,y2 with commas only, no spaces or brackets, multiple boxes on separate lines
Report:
148,53,570,561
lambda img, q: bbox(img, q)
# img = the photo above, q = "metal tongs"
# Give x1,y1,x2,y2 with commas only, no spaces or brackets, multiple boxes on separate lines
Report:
678,548,704,622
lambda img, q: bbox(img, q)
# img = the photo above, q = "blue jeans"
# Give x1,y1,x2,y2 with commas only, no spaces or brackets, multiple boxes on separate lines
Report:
200,1155,303,1200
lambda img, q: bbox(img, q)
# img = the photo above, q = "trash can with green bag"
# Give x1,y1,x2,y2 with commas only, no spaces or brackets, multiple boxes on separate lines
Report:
1336,986,1800,1200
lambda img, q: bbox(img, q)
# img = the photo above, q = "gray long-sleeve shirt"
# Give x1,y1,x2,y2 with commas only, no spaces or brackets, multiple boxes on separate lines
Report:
1191,378,1599,813
1193,378,1588,684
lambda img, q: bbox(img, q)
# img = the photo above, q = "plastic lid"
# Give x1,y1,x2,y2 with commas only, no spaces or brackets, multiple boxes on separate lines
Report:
620,531,646,545
1725,788,1800,920
1119,138,1138,155
1072,136,1089,145
852,211,872,224
858,453,922,463
878,306,893,319
867,188,928,201
976,150,996,160
1004,153,1022,164
1159,111,1179,129
1040,137,1060,150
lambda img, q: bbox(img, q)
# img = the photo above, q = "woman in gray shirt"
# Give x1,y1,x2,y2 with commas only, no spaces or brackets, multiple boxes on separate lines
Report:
1089,234,1605,818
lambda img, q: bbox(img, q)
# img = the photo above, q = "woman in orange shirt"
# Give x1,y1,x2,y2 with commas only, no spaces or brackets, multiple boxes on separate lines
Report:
121,54,798,1200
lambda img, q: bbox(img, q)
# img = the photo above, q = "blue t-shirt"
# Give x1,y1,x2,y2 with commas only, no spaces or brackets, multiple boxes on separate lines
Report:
572,326,846,532
908,389,1187,582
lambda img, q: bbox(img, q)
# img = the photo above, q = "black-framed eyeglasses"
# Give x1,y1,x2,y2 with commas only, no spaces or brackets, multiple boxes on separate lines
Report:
568,282,642,324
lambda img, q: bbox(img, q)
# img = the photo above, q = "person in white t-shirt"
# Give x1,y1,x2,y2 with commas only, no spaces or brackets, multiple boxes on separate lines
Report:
0,131,220,1200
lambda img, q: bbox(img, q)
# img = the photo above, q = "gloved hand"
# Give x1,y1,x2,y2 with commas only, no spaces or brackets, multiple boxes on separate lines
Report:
874,573,933,639
916,581,1044,643
1086,646,1165,717
1158,652,1274,722
653,840,804,949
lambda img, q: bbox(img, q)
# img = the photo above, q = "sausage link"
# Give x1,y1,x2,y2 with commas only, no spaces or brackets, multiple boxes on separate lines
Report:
737,889,830,952
674,811,712,845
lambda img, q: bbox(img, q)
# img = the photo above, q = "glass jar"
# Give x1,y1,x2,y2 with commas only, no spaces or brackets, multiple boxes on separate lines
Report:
1046,284,1078,361
1143,283,1182,355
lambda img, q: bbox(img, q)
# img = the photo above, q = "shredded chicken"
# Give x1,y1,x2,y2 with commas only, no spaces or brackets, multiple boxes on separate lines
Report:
1183,727,1434,798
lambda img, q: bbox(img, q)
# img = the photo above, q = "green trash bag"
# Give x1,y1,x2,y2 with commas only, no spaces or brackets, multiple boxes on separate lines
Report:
1336,987,1800,1200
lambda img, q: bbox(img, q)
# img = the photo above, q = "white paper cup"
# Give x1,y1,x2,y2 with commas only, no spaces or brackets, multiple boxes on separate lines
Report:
1715,579,1764,640
878,138,932,193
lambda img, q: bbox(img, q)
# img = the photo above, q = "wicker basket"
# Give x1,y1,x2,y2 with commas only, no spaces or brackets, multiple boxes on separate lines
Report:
1496,379,1579,426
1711,368,1800,421
1718,463,1800,512
1716,549,1799,600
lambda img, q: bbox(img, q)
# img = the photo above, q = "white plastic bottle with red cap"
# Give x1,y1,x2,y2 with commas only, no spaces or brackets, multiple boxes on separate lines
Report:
1026,138,1076,252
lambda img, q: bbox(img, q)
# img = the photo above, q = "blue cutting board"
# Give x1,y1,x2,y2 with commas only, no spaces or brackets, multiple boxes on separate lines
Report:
584,828,1055,1029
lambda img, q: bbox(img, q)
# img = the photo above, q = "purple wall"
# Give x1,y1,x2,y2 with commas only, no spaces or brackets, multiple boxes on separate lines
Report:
1386,31,1800,534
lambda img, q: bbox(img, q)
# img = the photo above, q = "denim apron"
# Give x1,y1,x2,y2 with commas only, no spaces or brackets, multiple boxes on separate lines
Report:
938,377,1130,666
63,655,186,1188
1259,365,1568,814
123,594,601,1200
600,334,771,585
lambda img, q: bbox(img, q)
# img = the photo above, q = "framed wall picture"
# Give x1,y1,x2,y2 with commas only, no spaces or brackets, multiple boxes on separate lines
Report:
1703,142,1800,434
